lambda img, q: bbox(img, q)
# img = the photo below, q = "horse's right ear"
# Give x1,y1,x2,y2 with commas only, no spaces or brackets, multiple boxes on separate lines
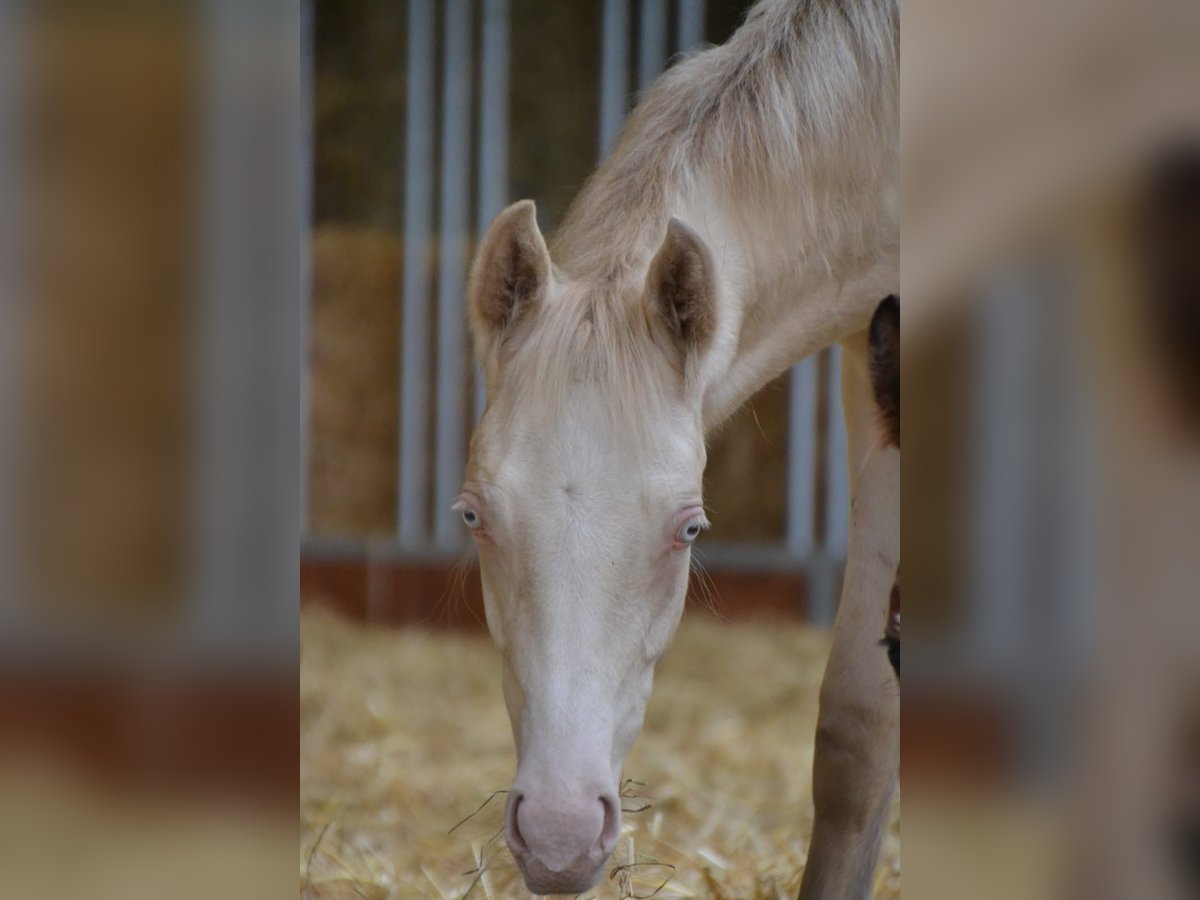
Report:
468,200,550,372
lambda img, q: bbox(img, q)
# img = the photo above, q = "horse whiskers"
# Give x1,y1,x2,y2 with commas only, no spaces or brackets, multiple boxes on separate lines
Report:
447,788,508,836
619,776,647,797
428,546,478,628
618,776,652,814
688,553,724,619
608,858,677,899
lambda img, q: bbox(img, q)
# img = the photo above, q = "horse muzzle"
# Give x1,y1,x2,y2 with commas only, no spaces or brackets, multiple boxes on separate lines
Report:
504,780,620,894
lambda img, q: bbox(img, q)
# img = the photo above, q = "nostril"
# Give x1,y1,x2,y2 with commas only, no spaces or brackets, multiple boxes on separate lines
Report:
598,794,620,854
506,792,527,853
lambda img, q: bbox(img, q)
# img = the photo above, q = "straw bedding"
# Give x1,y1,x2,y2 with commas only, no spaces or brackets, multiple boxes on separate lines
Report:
300,611,900,899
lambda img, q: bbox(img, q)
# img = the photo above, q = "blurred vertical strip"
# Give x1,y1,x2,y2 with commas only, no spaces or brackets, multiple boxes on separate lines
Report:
433,0,472,548
599,0,630,159
196,0,253,642
0,0,26,622
474,0,510,424
967,276,1036,680
196,0,306,650
399,0,434,545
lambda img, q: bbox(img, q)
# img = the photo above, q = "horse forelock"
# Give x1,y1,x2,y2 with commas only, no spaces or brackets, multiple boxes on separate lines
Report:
488,280,686,445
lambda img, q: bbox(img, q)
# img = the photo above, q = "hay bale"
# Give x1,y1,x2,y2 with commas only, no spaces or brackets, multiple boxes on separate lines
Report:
300,611,900,898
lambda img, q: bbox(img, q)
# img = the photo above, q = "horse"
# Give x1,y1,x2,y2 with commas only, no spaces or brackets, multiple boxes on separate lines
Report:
459,0,899,893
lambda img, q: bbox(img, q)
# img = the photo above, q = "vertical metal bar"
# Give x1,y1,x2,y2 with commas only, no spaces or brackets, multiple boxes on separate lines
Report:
637,0,668,91
399,0,435,543
786,358,818,558
599,0,630,158
477,0,509,234
474,0,510,424
433,0,473,547
675,0,705,53
807,346,849,626
0,0,26,623
823,346,850,559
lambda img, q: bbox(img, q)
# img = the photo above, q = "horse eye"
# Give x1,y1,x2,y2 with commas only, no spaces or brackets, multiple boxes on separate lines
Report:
677,518,705,544
461,508,482,529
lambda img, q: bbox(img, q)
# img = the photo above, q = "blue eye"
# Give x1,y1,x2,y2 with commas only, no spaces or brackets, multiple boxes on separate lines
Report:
677,517,705,544
461,508,482,529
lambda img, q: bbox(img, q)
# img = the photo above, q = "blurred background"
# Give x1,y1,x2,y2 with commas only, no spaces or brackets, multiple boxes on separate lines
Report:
0,2,304,899
903,1,1200,898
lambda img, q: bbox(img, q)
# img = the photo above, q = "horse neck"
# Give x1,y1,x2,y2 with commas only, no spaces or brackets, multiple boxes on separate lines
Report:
688,181,899,432
552,0,899,430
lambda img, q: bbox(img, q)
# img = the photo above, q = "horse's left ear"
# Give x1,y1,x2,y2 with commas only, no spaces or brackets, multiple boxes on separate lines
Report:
646,218,717,364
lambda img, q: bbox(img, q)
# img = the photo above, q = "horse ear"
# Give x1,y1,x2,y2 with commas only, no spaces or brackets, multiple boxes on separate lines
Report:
469,199,551,369
647,218,717,363
868,294,900,448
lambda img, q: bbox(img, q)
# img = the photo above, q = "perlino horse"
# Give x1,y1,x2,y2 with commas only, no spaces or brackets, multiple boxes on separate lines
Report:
459,0,899,893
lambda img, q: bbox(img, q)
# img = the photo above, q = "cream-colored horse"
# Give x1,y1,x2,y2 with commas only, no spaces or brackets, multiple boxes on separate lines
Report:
460,0,898,894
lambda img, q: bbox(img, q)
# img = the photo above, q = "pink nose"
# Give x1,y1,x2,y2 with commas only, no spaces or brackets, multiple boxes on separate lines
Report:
504,786,620,894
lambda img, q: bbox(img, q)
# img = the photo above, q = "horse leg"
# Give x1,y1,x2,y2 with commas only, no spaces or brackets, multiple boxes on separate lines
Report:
798,330,900,899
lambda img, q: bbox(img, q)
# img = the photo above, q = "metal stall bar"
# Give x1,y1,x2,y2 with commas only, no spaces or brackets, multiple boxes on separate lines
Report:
399,0,435,544
433,0,474,547
823,346,849,558
675,0,705,53
637,0,668,91
599,0,630,158
0,0,26,627
786,357,818,559
807,346,849,625
474,0,510,424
